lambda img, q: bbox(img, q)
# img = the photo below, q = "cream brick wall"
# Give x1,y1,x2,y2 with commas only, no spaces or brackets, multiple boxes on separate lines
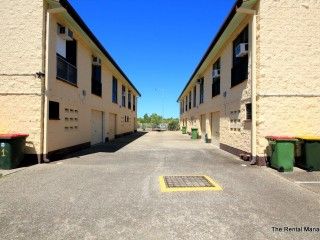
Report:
0,0,45,155
256,0,320,156
0,1,138,156
180,18,252,153
180,0,320,158
47,14,138,152
0,0,45,74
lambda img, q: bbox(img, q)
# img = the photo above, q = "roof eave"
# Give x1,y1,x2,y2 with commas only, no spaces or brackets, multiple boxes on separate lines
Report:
56,0,141,97
176,0,244,102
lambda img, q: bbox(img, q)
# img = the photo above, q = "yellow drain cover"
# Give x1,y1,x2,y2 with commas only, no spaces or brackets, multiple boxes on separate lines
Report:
159,175,222,192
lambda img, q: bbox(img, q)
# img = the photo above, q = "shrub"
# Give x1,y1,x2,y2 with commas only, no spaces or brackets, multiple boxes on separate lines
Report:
168,119,180,131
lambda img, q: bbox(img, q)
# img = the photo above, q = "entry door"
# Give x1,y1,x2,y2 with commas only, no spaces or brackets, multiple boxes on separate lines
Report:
200,114,206,139
211,112,220,146
109,113,116,140
91,110,103,145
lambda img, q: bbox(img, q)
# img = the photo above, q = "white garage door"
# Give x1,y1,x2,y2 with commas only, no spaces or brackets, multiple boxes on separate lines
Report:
109,113,116,141
211,111,220,146
91,110,103,145
200,114,206,140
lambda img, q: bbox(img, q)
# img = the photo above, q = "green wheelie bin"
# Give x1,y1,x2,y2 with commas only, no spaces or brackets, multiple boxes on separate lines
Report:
0,134,29,170
181,126,187,134
191,128,198,140
266,136,298,172
296,136,320,171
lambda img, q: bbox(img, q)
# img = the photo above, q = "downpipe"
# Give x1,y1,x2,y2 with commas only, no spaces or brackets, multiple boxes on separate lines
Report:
237,7,257,165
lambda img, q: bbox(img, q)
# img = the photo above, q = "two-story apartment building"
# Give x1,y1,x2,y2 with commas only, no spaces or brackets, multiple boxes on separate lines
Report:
178,0,320,165
0,0,141,163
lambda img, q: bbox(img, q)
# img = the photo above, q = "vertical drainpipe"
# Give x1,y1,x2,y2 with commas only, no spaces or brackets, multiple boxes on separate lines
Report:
42,7,65,163
42,10,52,163
251,12,257,164
236,6,257,164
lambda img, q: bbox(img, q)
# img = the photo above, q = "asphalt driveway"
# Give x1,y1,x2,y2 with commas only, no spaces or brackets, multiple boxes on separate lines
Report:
0,131,319,240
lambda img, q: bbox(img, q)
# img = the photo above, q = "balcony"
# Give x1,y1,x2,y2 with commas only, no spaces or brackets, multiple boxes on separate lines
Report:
56,54,77,85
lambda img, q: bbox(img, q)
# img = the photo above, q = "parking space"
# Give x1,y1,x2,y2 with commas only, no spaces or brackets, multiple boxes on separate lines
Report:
0,131,319,240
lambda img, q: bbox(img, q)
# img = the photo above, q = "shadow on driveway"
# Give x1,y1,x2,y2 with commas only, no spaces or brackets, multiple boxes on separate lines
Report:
63,131,148,159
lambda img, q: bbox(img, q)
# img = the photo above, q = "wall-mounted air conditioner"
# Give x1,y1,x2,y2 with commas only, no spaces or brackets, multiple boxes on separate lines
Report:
92,56,102,66
235,43,248,57
212,69,220,78
59,26,73,41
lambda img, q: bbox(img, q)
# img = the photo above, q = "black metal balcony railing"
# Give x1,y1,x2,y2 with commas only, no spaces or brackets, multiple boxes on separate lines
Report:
57,54,77,85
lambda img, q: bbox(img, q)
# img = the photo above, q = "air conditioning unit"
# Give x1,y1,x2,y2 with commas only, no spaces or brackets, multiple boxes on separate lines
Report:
59,26,73,41
212,69,220,78
92,56,102,66
235,43,248,57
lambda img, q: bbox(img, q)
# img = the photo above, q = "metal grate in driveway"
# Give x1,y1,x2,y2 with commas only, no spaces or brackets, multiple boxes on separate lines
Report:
159,175,222,192
164,176,214,188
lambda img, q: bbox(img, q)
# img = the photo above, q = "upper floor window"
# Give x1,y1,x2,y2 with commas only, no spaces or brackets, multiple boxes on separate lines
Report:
56,24,77,85
212,58,221,97
182,100,184,114
199,78,204,104
122,85,126,107
189,91,192,110
128,90,132,109
91,64,102,97
112,77,118,103
231,25,249,87
133,95,136,111
185,96,188,111
193,86,196,108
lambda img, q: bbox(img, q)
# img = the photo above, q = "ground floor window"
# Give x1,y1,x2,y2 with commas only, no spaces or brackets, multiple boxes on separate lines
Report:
246,103,252,120
49,101,60,120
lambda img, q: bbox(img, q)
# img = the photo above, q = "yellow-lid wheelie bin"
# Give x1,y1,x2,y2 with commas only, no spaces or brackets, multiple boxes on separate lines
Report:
296,136,320,171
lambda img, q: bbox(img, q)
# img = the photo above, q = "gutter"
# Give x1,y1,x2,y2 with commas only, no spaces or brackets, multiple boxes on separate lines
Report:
177,0,243,102
58,0,141,97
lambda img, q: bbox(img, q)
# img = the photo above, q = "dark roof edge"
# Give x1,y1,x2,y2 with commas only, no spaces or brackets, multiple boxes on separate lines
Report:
176,0,243,102
59,0,141,96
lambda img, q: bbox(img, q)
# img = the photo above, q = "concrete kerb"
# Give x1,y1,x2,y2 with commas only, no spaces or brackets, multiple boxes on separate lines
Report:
179,131,320,196
263,167,320,197
0,167,26,178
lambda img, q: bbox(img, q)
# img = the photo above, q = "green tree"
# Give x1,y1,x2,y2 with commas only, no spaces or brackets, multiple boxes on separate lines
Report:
138,113,179,130
143,114,150,123
168,119,180,131
150,113,162,126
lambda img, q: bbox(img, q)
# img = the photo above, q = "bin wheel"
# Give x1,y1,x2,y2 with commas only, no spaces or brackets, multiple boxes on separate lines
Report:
278,167,284,172
266,159,271,167
307,166,314,172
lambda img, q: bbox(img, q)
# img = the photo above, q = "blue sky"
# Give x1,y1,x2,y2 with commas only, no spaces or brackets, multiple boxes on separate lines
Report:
68,0,236,118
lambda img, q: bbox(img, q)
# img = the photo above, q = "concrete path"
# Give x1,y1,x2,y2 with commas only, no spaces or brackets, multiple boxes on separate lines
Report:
0,131,319,240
